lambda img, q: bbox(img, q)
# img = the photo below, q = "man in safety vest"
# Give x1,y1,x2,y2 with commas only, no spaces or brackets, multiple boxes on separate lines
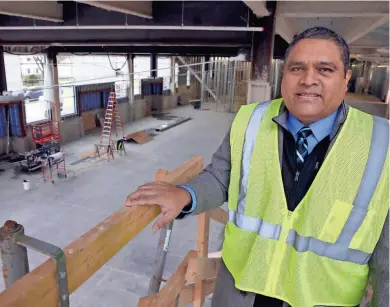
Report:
126,27,389,307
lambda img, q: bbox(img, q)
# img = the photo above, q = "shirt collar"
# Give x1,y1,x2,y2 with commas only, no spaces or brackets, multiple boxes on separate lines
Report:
273,101,348,141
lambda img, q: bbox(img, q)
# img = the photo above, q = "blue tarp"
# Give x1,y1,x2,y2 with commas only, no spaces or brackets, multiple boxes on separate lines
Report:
80,92,102,112
0,105,6,137
0,104,23,137
9,104,23,137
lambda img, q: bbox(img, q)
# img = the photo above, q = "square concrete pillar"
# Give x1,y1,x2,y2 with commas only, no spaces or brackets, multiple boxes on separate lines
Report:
247,80,271,104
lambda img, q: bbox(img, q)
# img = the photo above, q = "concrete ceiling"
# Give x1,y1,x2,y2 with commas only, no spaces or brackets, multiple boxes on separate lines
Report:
0,0,387,60
0,1,153,21
0,1,63,22
75,1,152,19
246,1,389,58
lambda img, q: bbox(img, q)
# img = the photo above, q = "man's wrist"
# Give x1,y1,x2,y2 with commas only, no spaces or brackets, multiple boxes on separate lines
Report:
182,203,193,212
177,184,197,214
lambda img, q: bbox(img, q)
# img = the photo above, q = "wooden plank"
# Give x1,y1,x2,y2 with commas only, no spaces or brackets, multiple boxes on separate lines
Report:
177,277,217,307
209,207,228,225
0,156,204,307
194,212,210,307
155,169,169,180
185,257,221,283
138,250,197,307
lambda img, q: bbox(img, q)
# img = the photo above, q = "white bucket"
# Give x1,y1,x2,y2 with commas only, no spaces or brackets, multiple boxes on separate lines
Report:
23,180,31,191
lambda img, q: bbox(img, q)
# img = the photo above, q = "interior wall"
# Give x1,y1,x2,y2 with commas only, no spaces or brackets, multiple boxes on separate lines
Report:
61,116,85,144
0,80,199,155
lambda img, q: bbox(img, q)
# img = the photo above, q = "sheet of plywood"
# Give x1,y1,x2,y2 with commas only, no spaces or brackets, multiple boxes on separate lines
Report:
125,131,153,144
82,112,96,132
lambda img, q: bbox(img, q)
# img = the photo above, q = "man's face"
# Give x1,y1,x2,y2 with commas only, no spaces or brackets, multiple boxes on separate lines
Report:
281,39,352,124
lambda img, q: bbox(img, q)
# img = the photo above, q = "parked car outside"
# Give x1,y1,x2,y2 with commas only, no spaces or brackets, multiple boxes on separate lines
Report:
24,87,44,103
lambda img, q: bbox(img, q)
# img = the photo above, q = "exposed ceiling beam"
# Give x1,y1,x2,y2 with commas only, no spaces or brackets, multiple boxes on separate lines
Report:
0,1,63,22
243,0,270,18
276,1,388,18
344,16,389,44
77,1,152,19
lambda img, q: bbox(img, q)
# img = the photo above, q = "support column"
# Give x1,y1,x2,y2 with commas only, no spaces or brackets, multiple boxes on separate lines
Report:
362,61,371,94
201,59,206,104
45,49,61,139
127,54,135,121
0,46,7,93
127,54,134,104
170,56,176,93
250,4,276,82
151,54,157,78
248,3,277,104
0,221,30,288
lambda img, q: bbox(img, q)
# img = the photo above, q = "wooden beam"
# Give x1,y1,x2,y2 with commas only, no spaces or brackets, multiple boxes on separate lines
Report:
138,250,197,307
209,207,228,225
0,156,204,307
194,212,210,307
177,277,217,307
185,257,221,283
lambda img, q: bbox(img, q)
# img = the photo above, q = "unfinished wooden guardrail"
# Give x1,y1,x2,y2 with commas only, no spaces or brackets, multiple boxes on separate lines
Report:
138,205,228,306
0,156,204,307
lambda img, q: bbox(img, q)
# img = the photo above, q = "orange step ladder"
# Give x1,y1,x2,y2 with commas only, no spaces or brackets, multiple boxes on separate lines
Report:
94,92,126,159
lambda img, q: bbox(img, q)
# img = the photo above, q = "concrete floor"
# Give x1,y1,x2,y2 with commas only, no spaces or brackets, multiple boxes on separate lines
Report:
0,104,233,306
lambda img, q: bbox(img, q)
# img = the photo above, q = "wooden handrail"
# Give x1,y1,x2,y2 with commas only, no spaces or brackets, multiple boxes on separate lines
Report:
0,156,204,307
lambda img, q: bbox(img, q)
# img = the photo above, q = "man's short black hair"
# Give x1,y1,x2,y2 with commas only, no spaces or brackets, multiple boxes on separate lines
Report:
284,27,350,75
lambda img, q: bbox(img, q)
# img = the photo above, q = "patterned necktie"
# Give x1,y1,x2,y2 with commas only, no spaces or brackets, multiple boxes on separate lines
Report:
296,126,312,164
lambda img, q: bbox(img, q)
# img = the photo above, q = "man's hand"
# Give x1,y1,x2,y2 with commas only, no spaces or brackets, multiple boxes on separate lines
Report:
125,182,192,232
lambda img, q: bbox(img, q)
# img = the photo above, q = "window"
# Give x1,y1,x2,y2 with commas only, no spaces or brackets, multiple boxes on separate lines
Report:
24,97,51,123
60,86,77,117
35,68,39,74
133,56,151,95
27,68,31,74
157,56,172,91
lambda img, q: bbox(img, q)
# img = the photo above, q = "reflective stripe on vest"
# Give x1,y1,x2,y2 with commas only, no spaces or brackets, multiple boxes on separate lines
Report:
229,105,389,265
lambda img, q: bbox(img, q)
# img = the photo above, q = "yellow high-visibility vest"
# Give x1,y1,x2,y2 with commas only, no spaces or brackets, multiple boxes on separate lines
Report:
222,98,389,307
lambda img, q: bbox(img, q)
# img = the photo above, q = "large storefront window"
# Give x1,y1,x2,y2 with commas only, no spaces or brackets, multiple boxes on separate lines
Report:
133,56,151,95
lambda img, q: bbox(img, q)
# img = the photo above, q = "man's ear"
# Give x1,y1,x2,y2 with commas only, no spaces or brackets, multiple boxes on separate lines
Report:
345,69,352,91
